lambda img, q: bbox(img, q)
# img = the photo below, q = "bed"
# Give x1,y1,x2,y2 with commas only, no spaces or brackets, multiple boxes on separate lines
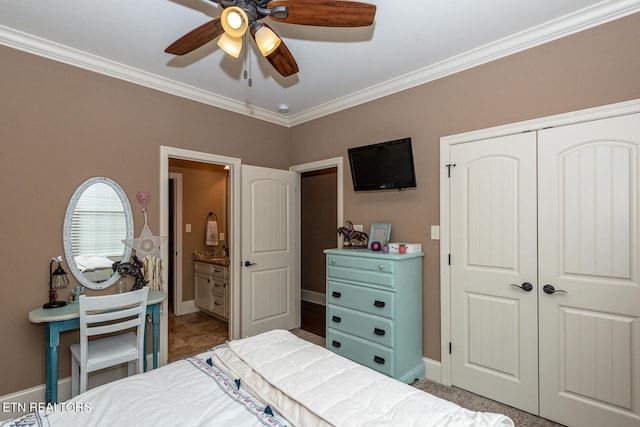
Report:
74,255,116,283
3,330,514,427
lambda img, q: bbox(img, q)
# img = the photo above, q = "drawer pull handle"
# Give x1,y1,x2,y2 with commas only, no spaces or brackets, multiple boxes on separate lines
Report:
332,340,341,348
374,300,385,308
378,264,384,270
331,258,336,264
374,328,385,336
374,356,385,364
332,291,342,298
332,316,342,323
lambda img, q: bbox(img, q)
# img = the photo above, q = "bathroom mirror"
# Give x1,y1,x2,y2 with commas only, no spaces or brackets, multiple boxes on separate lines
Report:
63,177,134,290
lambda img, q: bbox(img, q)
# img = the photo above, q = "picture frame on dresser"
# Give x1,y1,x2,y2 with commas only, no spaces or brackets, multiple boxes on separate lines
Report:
368,223,391,249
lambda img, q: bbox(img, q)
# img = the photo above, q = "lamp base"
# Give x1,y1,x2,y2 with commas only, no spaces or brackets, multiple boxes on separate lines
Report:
43,300,67,309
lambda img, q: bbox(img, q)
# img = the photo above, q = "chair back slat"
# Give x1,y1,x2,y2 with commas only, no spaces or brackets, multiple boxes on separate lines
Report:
85,305,143,326
78,287,149,347
86,317,143,337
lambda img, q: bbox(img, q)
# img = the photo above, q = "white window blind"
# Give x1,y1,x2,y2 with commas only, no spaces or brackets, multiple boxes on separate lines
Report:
71,183,127,257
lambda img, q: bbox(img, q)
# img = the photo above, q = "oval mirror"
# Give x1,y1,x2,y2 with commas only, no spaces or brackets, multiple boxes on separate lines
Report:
63,177,134,290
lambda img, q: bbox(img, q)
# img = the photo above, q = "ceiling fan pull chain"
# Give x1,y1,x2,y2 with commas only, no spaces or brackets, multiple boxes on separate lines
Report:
247,32,253,87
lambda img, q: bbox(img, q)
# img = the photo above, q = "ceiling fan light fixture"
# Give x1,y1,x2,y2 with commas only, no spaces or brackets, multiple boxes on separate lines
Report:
221,6,249,38
254,25,281,57
217,32,243,58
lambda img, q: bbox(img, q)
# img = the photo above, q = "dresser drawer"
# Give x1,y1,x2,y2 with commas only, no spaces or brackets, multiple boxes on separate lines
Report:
327,305,393,347
327,281,394,319
327,256,396,289
327,329,393,376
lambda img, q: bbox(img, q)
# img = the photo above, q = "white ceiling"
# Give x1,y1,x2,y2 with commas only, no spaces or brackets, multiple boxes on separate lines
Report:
1,0,638,126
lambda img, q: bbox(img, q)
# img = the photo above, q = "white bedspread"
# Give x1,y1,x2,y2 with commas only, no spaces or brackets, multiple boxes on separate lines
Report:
216,330,514,427
4,330,514,427
2,355,287,427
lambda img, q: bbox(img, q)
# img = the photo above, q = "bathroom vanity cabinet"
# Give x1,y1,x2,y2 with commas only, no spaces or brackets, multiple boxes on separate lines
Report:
194,261,229,320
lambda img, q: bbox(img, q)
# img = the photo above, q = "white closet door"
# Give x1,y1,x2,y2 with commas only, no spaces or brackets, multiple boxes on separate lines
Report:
538,113,640,427
450,132,539,414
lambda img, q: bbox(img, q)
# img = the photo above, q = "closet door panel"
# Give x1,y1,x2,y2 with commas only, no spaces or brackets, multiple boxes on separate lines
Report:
538,113,640,427
450,132,539,414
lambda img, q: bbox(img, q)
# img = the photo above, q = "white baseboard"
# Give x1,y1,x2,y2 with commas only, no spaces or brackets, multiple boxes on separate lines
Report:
0,353,158,421
176,299,199,316
301,289,326,306
422,357,442,383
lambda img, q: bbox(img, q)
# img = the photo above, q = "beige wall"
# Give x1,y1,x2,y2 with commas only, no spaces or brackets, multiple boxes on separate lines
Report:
169,159,228,302
0,45,289,396
1,12,639,397
289,13,640,361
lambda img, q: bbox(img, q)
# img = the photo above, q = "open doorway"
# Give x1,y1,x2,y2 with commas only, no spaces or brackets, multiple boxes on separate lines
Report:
290,158,343,339
159,146,242,366
167,160,230,362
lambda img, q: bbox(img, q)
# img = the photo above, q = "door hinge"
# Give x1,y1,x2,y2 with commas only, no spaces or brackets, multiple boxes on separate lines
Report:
446,163,456,178
448,254,451,265
449,342,452,354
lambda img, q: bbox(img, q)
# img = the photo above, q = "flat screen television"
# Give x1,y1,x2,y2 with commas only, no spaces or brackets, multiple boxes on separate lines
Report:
348,137,416,191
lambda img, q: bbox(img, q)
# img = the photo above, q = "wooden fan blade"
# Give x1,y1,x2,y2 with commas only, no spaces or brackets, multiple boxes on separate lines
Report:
251,24,299,77
165,18,224,55
267,0,376,27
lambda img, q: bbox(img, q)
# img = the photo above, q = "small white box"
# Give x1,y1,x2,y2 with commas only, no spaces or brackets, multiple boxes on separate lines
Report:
388,243,422,253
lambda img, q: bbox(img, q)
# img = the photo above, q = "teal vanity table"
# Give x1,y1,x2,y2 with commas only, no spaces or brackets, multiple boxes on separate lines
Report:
29,289,166,404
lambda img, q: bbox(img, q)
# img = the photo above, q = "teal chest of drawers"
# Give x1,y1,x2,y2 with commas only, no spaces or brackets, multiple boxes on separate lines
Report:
324,248,425,383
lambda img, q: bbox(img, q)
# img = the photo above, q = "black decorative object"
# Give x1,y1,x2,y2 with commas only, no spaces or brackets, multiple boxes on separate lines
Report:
112,256,148,291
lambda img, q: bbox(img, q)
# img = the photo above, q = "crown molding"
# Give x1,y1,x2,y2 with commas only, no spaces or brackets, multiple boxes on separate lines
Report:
1,0,638,128
0,25,289,127
288,0,640,126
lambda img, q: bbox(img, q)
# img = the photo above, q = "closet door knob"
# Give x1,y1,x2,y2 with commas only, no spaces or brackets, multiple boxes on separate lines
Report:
510,282,533,292
244,261,256,267
543,284,567,295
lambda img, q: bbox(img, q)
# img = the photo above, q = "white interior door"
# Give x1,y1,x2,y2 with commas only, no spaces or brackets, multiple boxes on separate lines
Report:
241,165,299,337
538,113,640,427
450,132,539,414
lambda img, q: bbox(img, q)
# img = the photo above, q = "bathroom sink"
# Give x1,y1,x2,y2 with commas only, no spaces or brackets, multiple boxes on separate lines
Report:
193,252,230,265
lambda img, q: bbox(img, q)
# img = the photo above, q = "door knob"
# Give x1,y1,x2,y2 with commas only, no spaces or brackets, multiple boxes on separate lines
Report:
543,284,567,295
510,282,533,292
244,261,256,267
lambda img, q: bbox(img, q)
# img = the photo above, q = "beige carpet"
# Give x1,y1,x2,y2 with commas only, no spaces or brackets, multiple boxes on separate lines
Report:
291,328,564,427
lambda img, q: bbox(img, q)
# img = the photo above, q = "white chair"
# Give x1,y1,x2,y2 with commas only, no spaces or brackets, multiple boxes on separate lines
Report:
70,287,149,397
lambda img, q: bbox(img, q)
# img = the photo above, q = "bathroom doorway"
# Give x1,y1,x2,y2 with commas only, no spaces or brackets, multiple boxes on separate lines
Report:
167,158,232,362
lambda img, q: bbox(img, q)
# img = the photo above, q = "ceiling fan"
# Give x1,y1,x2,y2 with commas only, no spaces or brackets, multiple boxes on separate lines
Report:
164,0,377,77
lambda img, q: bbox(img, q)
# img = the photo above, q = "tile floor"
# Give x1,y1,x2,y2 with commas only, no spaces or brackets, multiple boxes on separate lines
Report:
168,302,326,362
168,311,228,363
